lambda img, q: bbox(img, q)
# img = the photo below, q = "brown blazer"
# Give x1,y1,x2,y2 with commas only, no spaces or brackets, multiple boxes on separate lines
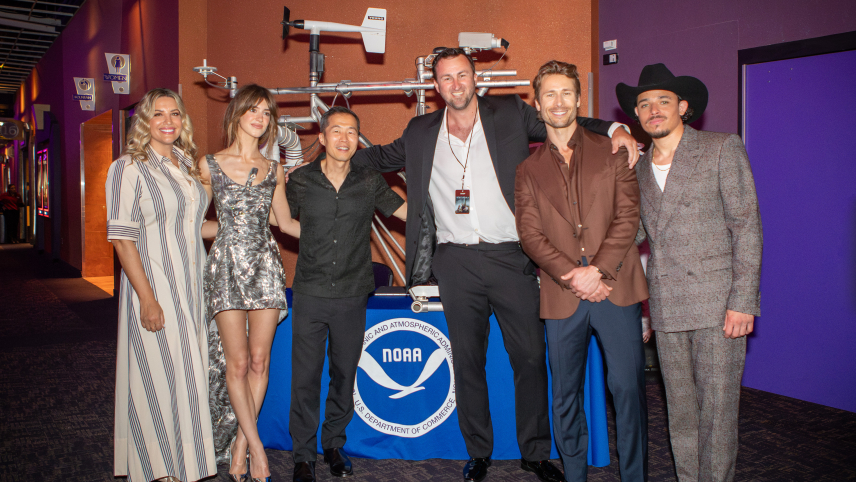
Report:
515,127,648,320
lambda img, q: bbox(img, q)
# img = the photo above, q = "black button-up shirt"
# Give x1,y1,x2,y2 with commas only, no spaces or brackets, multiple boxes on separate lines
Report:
287,159,404,298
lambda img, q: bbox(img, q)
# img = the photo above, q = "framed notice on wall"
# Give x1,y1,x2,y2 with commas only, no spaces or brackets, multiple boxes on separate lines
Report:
36,144,49,218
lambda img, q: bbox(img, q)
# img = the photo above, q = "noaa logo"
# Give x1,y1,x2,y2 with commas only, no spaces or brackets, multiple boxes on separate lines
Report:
354,318,455,438
78,79,92,91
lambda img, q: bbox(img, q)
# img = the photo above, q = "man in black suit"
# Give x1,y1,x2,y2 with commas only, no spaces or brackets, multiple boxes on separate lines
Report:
353,49,638,482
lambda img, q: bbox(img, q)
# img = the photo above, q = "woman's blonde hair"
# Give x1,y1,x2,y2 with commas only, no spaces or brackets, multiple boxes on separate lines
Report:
223,84,279,157
125,88,199,177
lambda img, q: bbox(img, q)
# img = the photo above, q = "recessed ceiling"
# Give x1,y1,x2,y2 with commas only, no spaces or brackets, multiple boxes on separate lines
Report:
0,0,86,94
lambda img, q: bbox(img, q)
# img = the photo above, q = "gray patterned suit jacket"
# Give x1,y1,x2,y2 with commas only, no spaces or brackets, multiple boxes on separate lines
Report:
635,125,762,332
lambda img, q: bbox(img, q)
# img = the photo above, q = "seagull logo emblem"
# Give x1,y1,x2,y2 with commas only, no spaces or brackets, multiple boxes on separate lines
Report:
354,318,456,437
358,348,446,399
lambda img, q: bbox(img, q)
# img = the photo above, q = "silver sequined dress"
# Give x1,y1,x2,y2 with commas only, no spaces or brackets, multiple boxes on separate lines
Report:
204,155,288,322
204,154,287,465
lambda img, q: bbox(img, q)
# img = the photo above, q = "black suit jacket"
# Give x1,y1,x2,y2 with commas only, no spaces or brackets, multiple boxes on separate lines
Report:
353,94,614,287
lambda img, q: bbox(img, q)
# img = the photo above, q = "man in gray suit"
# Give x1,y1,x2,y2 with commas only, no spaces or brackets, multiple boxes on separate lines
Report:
616,64,762,482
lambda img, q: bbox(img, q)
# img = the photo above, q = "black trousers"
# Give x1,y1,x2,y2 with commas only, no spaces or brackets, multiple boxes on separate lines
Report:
289,292,368,463
432,243,551,461
546,299,648,482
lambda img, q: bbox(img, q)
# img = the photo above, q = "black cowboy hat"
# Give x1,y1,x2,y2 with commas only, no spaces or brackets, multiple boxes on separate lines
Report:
615,63,708,124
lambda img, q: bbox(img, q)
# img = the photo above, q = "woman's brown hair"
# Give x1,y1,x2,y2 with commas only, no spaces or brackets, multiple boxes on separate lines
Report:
223,84,280,157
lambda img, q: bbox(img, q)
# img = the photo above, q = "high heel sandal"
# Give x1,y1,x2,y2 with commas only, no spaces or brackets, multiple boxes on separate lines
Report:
228,436,249,482
249,453,272,482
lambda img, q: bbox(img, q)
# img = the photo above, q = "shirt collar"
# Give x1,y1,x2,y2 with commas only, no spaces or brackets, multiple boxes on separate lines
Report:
440,107,483,142
544,124,583,164
145,145,193,175
545,124,583,162
545,124,583,150
306,156,364,175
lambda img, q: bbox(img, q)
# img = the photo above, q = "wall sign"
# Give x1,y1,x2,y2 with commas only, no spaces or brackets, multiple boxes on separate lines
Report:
104,53,130,94
73,77,95,111
36,145,50,218
0,119,25,141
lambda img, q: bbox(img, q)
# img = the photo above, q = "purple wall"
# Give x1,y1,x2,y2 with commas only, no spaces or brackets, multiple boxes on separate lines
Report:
598,0,856,134
15,0,180,269
599,1,856,410
742,50,856,413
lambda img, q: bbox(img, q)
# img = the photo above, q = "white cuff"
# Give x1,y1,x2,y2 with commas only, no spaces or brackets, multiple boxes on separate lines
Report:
607,123,631,138
107,219,141,241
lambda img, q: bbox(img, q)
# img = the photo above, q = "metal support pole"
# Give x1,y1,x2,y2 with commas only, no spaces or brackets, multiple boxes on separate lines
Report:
374,214,405,256
269,79,528,95
371,222,405,284
415,56,427,116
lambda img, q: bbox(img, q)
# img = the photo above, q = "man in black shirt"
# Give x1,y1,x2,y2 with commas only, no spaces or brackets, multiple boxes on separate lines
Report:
286,106,406,482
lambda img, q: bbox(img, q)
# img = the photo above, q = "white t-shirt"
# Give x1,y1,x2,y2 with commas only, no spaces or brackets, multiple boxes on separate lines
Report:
652,163,671,191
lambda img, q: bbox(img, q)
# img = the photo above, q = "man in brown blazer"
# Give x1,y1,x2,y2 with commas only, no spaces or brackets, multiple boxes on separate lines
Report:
616,64,762,482
516,61,650,482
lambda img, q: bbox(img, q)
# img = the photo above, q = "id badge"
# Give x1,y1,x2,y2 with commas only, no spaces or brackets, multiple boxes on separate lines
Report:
455,189,470,214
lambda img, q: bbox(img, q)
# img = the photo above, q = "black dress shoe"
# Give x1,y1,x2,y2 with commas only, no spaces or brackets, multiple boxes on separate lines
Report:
293,461,316,482
463,457,491,481
520,459,564,482
323,447,353,477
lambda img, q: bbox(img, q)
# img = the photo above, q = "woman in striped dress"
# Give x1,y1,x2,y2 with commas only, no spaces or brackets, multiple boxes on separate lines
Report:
107,88,217,482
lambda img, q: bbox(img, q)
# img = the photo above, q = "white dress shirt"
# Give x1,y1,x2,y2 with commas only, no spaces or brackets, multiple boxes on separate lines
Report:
429,108,518,245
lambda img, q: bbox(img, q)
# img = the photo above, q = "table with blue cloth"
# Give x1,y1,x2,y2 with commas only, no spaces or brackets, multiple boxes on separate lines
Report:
258,290,609,465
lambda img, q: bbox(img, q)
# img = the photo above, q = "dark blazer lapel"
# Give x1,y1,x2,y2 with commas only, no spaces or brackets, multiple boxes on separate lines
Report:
655,126,702,236
528,146,575,226
478,97,520,211
477,97,518,212
421,112,444,210
478,96,499,175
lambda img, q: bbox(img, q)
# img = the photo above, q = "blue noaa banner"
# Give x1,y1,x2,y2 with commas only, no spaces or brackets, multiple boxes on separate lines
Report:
258,291,608,464
354,317,456,440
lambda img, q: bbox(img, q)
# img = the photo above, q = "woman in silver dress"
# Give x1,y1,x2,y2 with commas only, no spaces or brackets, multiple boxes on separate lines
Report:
198,84,299,482
108,88,217,482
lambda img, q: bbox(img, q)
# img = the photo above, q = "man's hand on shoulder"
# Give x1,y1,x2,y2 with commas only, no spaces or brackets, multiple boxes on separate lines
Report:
610,126,641,169
285,162,307,183
723,309,754,338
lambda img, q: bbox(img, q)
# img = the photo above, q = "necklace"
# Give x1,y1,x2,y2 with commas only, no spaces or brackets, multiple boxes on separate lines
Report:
651,145,672,171
447,108,479,190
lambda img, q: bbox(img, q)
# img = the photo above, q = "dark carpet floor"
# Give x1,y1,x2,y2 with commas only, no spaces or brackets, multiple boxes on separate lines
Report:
1,244,854,481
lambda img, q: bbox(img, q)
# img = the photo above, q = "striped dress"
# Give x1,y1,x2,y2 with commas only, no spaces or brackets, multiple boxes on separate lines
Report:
106,147,215,482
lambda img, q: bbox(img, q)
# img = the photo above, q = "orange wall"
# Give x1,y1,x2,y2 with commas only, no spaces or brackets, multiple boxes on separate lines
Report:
178,0,209,153
14,0,598,283
81,111,113,277
194,0,598,285
200,0,597,148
